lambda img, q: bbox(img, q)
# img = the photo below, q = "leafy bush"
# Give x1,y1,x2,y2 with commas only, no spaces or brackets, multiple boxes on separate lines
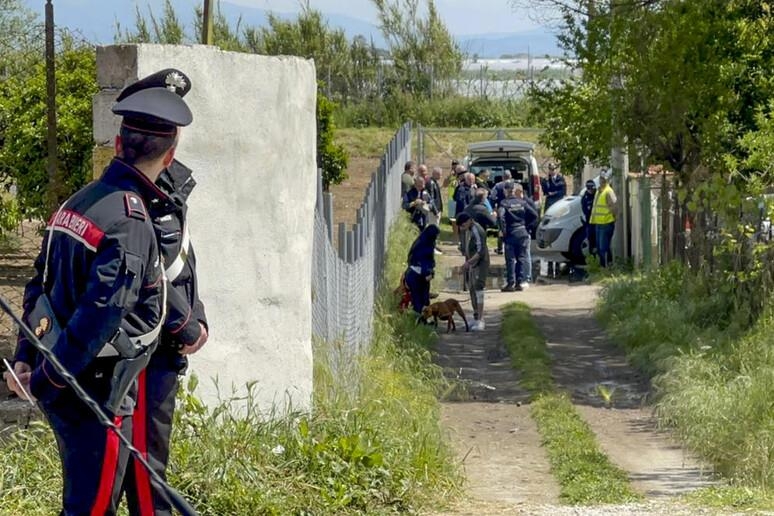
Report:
336,94,533,129
317,90,349,189
0,38,97,219
598,262,774,490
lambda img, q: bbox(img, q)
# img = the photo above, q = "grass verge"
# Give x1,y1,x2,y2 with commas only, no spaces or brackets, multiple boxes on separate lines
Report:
598,262,774,503
500,302,553,397
0,216,460,515
531,394,642,505
501,301,642,505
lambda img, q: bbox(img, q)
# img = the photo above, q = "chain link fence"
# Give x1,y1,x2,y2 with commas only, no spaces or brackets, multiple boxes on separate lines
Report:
311,123,411,351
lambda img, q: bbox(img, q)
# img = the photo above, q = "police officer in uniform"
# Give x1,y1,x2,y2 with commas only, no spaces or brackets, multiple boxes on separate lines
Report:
3,71,193,515
117,71,209,516
498,181,539,292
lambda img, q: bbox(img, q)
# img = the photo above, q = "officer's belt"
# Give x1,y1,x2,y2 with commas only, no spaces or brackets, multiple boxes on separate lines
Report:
164,224,190,283
96,273,168,359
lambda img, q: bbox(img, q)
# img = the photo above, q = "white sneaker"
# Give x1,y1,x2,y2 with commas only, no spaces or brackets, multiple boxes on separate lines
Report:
472,319,485,331
434,248,443,255
519,282,530,291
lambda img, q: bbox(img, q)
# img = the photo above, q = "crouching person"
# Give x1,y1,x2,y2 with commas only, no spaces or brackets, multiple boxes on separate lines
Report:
456,212,489,331
405,225,440,320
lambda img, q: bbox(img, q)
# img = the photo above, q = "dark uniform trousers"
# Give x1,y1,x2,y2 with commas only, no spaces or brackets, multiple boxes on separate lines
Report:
124,361,178,516
44,387,133,516
122,161,206,516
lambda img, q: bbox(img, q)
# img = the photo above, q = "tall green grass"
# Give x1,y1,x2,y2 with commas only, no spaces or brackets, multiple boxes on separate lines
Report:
0,216,460,515
598,262,774,493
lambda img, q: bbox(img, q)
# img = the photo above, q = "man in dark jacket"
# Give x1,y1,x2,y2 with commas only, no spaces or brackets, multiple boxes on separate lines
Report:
453,171,475,219
457,212,489,331
404,225,440,316
403,176,437,230
498,182,539,291
489,170,512,254
123,159,208,516
5,69,192,515
541,163,567,212
427,166,444,218
463,188,497,231
580,179,597,259
541,163,567,277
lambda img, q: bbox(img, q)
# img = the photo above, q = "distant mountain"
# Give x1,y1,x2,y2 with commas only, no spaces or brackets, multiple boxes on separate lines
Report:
458,30,561,58
23,0,559,57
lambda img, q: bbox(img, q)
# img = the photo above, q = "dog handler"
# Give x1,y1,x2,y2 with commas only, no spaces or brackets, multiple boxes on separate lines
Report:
118,70,209,516
456,212,489,331
405,224,440,317
4,71,193,515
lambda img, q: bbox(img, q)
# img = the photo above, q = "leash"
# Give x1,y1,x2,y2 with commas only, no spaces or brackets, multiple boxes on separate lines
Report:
0,295,198,516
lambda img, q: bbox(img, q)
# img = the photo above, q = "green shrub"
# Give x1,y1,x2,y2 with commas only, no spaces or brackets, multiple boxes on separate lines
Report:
336,94,533,128
598,262,774,492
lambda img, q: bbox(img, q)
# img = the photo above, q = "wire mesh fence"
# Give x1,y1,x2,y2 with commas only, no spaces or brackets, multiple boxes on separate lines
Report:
311,123,411,352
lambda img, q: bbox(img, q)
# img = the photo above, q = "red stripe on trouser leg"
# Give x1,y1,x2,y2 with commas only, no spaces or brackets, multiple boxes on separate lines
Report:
133,370,155,516
90,416,122,516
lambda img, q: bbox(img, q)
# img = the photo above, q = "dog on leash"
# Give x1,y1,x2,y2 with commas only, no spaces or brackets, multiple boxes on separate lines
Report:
421,298,470,332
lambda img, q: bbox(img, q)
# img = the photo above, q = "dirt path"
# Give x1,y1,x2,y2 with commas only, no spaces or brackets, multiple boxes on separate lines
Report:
430,242,718,514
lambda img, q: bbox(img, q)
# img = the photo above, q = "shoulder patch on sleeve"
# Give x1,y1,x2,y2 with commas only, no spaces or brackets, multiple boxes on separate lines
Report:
124,193,147,221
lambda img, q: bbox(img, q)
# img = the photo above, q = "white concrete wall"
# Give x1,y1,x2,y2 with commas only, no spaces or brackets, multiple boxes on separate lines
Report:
94,44,317,413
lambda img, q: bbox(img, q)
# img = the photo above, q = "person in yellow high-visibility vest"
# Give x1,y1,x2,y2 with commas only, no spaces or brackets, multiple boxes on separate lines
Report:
590,171,618,267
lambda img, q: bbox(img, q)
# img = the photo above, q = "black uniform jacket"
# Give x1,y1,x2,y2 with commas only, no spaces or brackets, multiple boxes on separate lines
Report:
151,160,207,361
15,158,165,406
498,197,539,238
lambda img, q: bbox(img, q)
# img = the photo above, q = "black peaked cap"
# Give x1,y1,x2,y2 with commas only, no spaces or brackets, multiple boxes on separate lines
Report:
112,69,193,134
116,68,191,101
113,88,193,128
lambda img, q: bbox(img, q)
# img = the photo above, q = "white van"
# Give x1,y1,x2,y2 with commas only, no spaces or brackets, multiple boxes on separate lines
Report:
535,176,600,264
448,140,543,218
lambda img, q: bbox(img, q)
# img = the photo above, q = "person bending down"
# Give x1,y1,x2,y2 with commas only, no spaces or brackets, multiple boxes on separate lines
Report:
405,224,440,318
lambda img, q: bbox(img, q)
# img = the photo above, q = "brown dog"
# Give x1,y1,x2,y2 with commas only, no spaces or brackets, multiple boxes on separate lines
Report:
421,299,469,332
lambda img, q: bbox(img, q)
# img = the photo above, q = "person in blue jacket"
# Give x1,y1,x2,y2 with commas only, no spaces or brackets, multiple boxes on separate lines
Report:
405,225,440,316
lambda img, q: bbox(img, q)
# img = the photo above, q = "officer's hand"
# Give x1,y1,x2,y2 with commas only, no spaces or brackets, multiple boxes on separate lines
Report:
4,361,34,401
180,323,208,355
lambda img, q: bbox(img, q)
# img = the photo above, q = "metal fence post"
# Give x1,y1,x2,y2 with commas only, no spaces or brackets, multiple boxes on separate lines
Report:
323,192,334,241
338,223,346,259
346,230,355,264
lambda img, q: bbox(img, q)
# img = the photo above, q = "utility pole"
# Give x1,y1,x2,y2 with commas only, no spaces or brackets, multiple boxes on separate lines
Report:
202,0,214,45
45,0,58,212
609,0,629,262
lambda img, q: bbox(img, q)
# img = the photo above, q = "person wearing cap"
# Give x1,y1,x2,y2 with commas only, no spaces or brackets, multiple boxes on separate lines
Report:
581,179,598,258
4,69,192,514
590,171,618,267
115,70,209,516
498,181,539,291
541,163,567,212
456,211,489,331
